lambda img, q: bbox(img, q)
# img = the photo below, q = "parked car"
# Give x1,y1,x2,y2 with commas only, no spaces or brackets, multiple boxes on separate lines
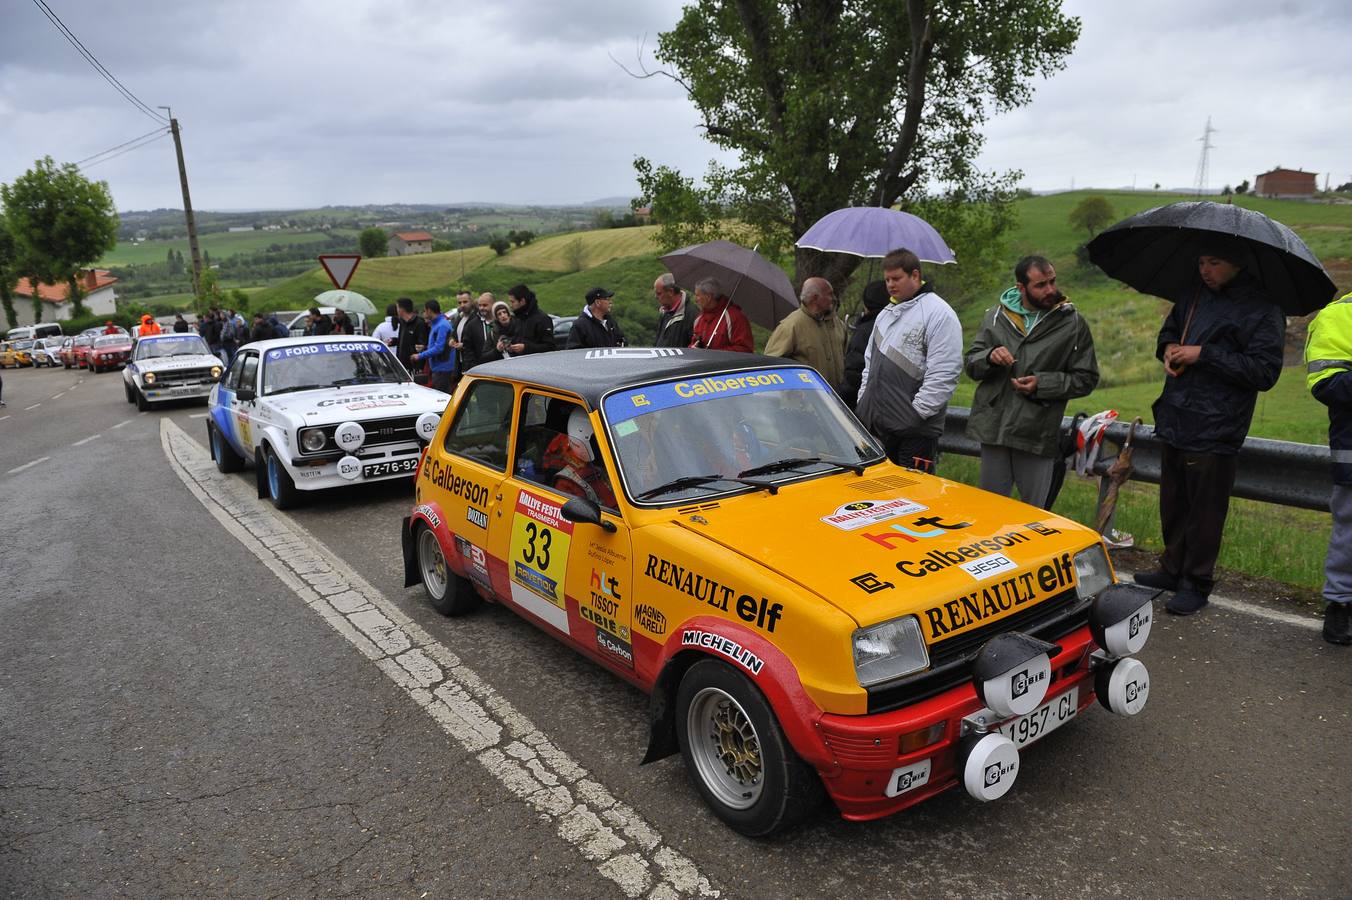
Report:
123,333,223,411
88,334,134,373
402,349,1155,835
31,338,63,367
0,342,15,368
207,335,447,509
62,333,96,369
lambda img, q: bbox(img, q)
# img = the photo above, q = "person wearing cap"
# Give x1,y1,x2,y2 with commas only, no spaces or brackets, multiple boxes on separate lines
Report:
842,280,890,409
764,276,847,394
103,320,119,335
1133,240,1285,616
690,277,753,352
566,288,626,350
653,273,696,348
546,407,617,508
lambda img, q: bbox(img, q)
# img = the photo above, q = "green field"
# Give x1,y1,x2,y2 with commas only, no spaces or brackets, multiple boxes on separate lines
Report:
99,228,359,266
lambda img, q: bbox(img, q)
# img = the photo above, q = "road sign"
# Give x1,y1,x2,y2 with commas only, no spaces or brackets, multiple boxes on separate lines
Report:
318,254,361,290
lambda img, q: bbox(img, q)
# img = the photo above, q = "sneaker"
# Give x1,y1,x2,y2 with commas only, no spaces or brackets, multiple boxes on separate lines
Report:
1133,569,1179,591
1324,603,1352,646
1102,529,1135,550
1165,589,1209,616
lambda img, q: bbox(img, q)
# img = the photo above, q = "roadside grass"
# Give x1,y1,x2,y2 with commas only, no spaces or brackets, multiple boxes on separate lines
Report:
249,246,498,310
939,454,1329,590
99,228,360,266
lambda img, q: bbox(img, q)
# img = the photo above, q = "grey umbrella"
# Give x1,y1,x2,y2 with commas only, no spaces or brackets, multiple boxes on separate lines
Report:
659,240,797,329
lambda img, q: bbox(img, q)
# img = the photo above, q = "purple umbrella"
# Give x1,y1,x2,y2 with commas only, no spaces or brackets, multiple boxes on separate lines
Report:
795,207,956,263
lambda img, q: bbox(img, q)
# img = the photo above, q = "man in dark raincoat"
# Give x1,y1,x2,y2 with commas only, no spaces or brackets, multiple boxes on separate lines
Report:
1134,239,1285,616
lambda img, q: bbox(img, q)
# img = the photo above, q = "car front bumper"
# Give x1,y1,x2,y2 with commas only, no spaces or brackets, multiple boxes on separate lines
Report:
285,440,424,491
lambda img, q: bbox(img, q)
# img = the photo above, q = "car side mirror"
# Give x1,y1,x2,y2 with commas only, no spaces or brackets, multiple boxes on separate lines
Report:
236,386,255,402
560,497,617,532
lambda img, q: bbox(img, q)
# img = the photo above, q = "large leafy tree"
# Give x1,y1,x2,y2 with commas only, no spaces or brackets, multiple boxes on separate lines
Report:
359,227,387,258
0,157,118,318
0,221,19,329
632,0,1079,287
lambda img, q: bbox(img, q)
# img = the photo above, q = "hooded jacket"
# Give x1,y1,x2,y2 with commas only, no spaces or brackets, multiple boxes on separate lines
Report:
1306,291,1352,485
856,283,963,440
963,287,1099,457
1152,271,1284,454
512,295,557,355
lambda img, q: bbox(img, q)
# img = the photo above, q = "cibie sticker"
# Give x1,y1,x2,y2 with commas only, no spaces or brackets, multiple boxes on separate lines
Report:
821,498,927,531
960,553,1018,581
885,759,932,798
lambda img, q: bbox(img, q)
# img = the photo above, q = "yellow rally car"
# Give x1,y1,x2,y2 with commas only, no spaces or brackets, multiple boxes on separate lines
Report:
403,349,1155,835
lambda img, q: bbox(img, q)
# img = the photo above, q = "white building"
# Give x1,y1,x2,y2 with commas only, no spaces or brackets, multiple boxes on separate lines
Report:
10,270,119,325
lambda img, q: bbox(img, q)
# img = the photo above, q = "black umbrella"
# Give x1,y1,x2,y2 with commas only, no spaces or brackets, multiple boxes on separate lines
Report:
660,240,798,329
1086,201,1337,316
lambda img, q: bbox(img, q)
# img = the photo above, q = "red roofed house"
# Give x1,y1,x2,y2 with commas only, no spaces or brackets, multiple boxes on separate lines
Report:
387,231,434,256
1254,168,1317,199
10,269,118,325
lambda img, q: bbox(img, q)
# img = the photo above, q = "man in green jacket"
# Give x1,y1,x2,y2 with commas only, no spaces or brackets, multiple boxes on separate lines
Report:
964,256,1099,508
764,276,847,394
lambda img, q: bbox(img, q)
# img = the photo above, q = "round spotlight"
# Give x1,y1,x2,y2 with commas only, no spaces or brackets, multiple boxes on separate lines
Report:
958,732,1020,802
334,421,365,452
1095,657,1150,717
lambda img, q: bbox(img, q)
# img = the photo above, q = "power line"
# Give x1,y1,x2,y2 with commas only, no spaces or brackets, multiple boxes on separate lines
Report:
74,126,170,166
78,130,171,171
30,0,167,125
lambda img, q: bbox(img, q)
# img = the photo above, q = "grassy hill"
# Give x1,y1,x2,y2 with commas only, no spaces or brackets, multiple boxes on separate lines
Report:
504,226,661,271
99,228,359,266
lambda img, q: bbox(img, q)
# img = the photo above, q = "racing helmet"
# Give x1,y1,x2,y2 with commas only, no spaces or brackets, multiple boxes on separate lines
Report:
566,408,594,463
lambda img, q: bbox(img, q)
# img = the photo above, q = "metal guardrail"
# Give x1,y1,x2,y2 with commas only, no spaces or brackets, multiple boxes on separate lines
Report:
940,406,1334,513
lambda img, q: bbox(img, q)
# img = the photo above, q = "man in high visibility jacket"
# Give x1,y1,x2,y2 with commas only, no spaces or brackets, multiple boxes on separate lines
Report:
1307,290,1352,645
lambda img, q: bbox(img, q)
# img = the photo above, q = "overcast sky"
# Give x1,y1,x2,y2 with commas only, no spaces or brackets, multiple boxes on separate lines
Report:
1,0,1348,212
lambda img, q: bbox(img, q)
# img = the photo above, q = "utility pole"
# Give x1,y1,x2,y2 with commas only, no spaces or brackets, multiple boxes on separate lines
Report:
159,107,204,297
1193,116,1216,197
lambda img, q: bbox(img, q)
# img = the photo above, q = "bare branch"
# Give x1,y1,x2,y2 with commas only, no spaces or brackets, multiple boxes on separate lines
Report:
875,0,934,206
609,33,695,95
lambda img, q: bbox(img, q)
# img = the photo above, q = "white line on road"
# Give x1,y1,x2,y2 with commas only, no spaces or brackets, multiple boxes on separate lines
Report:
0,415,9,421
112,419,133,429
24,404,40,410
51,392,66,400
159,419,719,900
72,434,102,447
188,412,209,419
6,456,49,475
1117,568,1322,632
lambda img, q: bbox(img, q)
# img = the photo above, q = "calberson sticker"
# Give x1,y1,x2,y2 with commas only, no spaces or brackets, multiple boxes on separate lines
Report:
681,630,764,674
821,498,927,531
895,521,1062,577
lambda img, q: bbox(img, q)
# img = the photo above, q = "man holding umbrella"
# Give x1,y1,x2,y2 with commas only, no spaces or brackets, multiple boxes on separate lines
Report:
690,277,753,352
1306,291,1352,645
1136,240,1285,615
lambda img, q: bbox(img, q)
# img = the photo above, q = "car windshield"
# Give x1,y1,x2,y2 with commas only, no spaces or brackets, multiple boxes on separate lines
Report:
261,340,408,395
602,366,883,504
95,336,128,347
14,340,32,350
135,335,210,359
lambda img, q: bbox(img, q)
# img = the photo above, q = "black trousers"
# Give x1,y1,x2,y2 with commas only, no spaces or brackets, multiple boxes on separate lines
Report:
429,370,455,394
1158,443,1237,596
881,432,939,475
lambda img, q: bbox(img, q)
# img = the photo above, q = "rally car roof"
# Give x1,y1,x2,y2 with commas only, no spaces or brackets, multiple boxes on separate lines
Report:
470,348,801,408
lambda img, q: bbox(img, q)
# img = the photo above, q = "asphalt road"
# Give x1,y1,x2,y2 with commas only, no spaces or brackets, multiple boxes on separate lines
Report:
2,363,1348,898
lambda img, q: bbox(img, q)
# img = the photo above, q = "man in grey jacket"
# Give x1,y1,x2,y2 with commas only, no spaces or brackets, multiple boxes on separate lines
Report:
964,256,1099,508
857,247,963,472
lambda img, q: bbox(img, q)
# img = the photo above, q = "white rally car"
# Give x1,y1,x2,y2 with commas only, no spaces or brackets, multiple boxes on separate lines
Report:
207,335,449,508
123,333,225,410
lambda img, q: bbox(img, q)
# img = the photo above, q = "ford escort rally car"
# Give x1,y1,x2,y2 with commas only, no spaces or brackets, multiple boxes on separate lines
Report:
208,336,448,509
122,333,223,410
402,349,1155,835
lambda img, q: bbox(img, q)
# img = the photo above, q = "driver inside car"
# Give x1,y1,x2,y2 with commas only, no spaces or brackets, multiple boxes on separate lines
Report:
545,408,617,509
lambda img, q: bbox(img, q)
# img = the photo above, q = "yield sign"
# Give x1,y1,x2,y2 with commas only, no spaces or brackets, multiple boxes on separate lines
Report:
318,254,361,290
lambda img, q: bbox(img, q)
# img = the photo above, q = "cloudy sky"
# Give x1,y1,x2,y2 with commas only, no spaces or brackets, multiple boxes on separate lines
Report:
1,0,1347,212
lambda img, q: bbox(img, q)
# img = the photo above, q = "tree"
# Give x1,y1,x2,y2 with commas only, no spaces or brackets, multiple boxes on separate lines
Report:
629,0,1079,286
1236,178,1250,194
359,227,387,258
1068,195,1115,237
0,156,118,318
0,224,18,328
1221,185,1233,196
511,230,535,247
488,235,511,256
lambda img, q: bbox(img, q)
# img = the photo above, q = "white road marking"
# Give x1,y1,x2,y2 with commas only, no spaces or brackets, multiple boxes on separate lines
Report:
159,419,719,900
188,412,209,419
0,415,9,421
112,419,133,429
1119,568,1322,632
72,434,102,447
6,456,49,475
24,404,40,410
52,392,66,400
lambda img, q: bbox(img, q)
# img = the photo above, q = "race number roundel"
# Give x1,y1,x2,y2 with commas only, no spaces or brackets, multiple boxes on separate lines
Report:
509,490,574,611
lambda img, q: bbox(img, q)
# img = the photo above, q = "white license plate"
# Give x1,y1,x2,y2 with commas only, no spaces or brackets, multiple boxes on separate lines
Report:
170,385,196,394
363,458,418,478
997,687,1079,749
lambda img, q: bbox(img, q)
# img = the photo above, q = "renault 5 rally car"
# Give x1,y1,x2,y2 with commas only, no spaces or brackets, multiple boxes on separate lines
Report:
208,335,448,509
401,349,1156,836
123,333,223,410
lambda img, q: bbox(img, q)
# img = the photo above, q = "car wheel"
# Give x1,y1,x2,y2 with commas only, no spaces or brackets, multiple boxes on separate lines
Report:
265,446,298,510
675,658,822,837
135,389,150,412
124,382,135,404
417,525,481,617
210,423,244,474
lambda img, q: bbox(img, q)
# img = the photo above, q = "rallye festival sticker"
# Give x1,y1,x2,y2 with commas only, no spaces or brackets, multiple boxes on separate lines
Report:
820,498,928,531
508,489,574,634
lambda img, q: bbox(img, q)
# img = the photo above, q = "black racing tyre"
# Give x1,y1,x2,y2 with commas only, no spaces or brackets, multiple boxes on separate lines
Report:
675,658,823,837
124,381,135,404
135,389,150,411
264,445,298,510
209,422,244,474
417,525,481,616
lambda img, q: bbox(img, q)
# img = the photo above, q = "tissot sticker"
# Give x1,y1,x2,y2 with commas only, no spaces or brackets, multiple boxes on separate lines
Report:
509,490,574,609
821,498,927,531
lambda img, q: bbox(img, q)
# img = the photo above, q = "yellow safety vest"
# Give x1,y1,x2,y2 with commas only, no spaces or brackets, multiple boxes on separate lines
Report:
1306,291,1352,393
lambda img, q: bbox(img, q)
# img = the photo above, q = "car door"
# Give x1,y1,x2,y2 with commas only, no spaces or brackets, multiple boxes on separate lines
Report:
212,352,252,459
490,390,635,673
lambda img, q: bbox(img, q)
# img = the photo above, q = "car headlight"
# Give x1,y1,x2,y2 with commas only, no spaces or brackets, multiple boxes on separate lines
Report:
211,366,222,379
853,615,929,687
299,428,327,453
142,372,156,385
1073,543,1114,600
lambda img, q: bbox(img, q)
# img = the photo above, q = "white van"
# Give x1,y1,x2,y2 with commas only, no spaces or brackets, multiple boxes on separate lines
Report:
6,323,64,342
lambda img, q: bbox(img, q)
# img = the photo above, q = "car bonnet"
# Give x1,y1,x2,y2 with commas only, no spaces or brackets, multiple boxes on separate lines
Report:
667,469,1098,641
259,382,447,425
135,352,220,372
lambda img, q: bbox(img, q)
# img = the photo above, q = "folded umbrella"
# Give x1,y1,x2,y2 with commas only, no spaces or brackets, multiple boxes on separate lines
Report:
659,240,797,329
1086,201,1336,316
795,206,956,263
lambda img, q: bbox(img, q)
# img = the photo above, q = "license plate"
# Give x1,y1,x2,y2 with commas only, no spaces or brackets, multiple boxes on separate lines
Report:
996,687,1078,749
170,385,196,394
362,458,419,478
